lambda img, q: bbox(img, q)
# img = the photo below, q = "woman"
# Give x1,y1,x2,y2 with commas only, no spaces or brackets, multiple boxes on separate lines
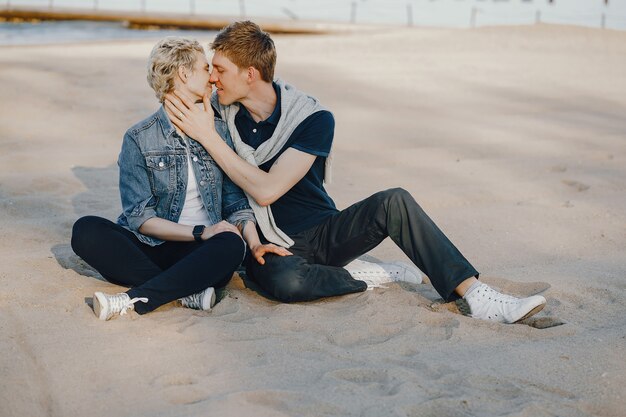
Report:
71,37,290,321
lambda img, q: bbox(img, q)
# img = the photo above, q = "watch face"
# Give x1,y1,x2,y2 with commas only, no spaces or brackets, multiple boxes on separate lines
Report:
193,225,205,239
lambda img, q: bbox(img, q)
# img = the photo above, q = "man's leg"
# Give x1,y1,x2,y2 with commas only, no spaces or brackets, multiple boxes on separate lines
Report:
313,188,478,302
246,187,476,303
311,188,547,322
245,238,367,303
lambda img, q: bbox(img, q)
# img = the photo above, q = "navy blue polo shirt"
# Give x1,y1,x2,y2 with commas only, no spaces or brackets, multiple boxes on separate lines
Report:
233,82,338,236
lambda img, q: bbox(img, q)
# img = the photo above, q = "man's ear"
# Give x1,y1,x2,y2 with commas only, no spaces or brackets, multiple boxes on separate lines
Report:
247,66,257,82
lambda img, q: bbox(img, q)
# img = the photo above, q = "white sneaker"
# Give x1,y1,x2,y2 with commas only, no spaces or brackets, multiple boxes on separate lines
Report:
344,259,423,289
93,292,148,321
179,287,216,311
464,283,546,324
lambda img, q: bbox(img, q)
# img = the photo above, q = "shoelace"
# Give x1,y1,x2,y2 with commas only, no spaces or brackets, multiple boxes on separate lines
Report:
346,263,412,289
121,297,149,315
472,284,519,304
350,269,401,276
109,294,148,316
181,292,202,309
352,270,380,275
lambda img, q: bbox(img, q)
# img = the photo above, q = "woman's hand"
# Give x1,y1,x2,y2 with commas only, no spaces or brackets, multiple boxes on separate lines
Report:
164,91,218,147
250,243,293,265
202,221,241,240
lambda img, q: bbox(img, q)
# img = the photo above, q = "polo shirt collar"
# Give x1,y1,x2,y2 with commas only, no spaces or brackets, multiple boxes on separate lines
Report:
238,81,281,126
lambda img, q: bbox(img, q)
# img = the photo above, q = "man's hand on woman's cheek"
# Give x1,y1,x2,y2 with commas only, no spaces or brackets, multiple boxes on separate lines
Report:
164,91,216,145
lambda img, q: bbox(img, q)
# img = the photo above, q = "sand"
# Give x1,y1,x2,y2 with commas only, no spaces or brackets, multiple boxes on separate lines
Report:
0,24,625,417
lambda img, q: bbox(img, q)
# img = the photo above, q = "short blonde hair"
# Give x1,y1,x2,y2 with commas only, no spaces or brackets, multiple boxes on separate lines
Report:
211,21,276,82
147,37,204,102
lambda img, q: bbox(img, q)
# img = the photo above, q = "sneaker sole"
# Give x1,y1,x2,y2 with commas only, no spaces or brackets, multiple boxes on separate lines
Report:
93,292,107,321
514,301,546,323
203,288,217,310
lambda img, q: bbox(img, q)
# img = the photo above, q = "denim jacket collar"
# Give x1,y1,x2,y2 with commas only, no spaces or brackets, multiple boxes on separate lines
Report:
156,105,177,139
116,106,254,246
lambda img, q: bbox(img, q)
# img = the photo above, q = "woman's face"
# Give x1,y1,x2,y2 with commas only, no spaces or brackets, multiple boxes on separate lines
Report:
182,51,212,102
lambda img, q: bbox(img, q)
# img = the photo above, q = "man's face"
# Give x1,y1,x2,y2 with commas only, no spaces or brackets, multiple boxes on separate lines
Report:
184,51,212,102
210,51,249,105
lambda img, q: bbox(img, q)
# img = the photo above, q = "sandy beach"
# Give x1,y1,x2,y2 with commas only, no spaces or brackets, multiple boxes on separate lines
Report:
0,24,625,417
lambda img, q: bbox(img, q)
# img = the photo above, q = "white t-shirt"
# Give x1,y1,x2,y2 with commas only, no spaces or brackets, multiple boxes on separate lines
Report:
177,152,211,226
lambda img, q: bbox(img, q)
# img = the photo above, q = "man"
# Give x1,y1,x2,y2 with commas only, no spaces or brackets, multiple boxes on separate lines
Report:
164,21,547,324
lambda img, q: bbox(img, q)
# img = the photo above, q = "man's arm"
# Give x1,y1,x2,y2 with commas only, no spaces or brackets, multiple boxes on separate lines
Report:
165,92,316,206
198,137,315,206
240,221,292,264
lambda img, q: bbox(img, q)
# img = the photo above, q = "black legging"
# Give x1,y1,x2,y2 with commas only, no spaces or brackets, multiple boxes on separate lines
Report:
71,216,245,314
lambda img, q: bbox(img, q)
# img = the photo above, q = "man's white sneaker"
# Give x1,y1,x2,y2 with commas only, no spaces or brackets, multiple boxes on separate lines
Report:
463,283,546,324
93,292,148,321
344,259,423,289
179,287,216,311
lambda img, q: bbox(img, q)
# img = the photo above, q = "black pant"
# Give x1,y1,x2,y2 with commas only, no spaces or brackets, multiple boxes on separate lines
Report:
71,216,245,314
246,188,478,303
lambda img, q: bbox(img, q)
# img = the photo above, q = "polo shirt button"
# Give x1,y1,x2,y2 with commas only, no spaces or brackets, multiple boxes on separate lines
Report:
199,180,206,186
192,156,198,162
158,161,164,167
252,128,257,133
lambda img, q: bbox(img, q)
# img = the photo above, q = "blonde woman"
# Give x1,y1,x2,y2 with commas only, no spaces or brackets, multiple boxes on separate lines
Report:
71,37,290,320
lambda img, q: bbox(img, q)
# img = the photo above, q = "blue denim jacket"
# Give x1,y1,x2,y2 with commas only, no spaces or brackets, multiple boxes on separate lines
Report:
116,106,254,246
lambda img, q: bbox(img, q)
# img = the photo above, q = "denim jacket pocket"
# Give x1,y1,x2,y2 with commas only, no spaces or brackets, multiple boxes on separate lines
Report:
144,153,176,194
199,154,221,184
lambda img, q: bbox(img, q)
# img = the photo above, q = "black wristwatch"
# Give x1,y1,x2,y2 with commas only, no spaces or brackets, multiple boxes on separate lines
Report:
192,225,206,242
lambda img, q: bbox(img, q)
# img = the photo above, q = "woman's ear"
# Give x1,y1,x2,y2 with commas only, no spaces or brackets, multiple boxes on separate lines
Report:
177,66,188,83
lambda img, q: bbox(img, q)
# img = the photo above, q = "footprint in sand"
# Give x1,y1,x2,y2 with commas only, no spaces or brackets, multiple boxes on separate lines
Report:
225,390,343,416
154,373,198,387
325,319,415,347
415,315,461,342
562,179,590,192
330,368,389,385
328,368,403,396
403,399,475,417
153,373,210,405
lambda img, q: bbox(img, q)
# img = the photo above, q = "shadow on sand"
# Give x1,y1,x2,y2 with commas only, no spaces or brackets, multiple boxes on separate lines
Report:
51,164,119,282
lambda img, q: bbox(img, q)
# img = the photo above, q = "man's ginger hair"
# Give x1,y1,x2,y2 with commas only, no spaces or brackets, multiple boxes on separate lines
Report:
211,21,276,82
147,37,204,103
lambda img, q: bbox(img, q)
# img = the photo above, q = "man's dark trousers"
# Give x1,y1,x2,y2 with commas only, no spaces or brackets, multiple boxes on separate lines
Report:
246,188,479,302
